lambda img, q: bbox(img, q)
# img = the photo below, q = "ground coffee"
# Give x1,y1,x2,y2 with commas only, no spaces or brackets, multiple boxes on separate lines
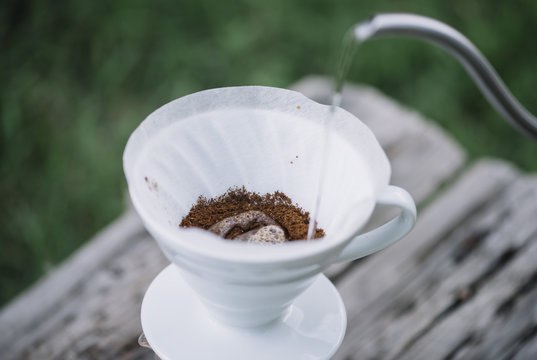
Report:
180,186,324,240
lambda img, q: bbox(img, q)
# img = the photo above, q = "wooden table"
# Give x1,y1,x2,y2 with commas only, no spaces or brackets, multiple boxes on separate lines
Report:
2,77,536,360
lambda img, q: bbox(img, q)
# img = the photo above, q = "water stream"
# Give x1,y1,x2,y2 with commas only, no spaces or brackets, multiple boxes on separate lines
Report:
306,29,362,240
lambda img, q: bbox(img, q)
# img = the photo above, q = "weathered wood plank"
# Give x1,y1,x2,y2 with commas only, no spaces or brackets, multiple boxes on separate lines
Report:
450,282,537,360
513,328,537,360
396,176,537,360
12,230,165,360
334,159,518,314
332,160,537,360
0,208,150,360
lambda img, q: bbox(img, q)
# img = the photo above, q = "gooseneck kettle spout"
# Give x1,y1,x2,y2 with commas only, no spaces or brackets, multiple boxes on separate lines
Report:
354,13,537,141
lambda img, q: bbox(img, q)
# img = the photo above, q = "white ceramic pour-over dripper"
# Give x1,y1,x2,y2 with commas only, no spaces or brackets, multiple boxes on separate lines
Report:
123,86,416,329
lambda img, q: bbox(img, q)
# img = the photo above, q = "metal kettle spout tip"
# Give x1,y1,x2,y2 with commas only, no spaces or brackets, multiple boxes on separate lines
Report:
353,13,537,141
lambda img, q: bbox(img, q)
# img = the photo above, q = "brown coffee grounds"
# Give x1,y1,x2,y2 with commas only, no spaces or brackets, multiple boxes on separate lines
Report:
180,186,324,241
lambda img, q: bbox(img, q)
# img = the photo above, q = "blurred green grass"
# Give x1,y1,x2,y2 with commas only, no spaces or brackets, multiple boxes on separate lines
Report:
1,0,536,306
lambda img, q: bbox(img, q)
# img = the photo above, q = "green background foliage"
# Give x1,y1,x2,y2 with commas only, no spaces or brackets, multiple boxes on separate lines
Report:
1,0,536,306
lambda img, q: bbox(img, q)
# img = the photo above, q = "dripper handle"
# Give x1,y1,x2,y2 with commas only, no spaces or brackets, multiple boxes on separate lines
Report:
335,185,416,263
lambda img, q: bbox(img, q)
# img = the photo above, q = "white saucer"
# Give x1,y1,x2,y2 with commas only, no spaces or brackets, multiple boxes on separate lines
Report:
141,265,347,360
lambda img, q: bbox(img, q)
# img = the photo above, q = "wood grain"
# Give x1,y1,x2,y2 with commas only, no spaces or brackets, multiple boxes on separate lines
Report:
332,161,537,360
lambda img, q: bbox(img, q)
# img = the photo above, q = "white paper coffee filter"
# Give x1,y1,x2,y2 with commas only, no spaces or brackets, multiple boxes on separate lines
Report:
124,86,390,263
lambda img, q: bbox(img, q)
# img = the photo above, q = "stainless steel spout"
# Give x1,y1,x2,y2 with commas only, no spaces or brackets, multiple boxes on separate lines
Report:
354,13,537,140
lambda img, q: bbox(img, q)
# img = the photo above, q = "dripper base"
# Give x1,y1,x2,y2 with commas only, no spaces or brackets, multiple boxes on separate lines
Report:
141,265,347,360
